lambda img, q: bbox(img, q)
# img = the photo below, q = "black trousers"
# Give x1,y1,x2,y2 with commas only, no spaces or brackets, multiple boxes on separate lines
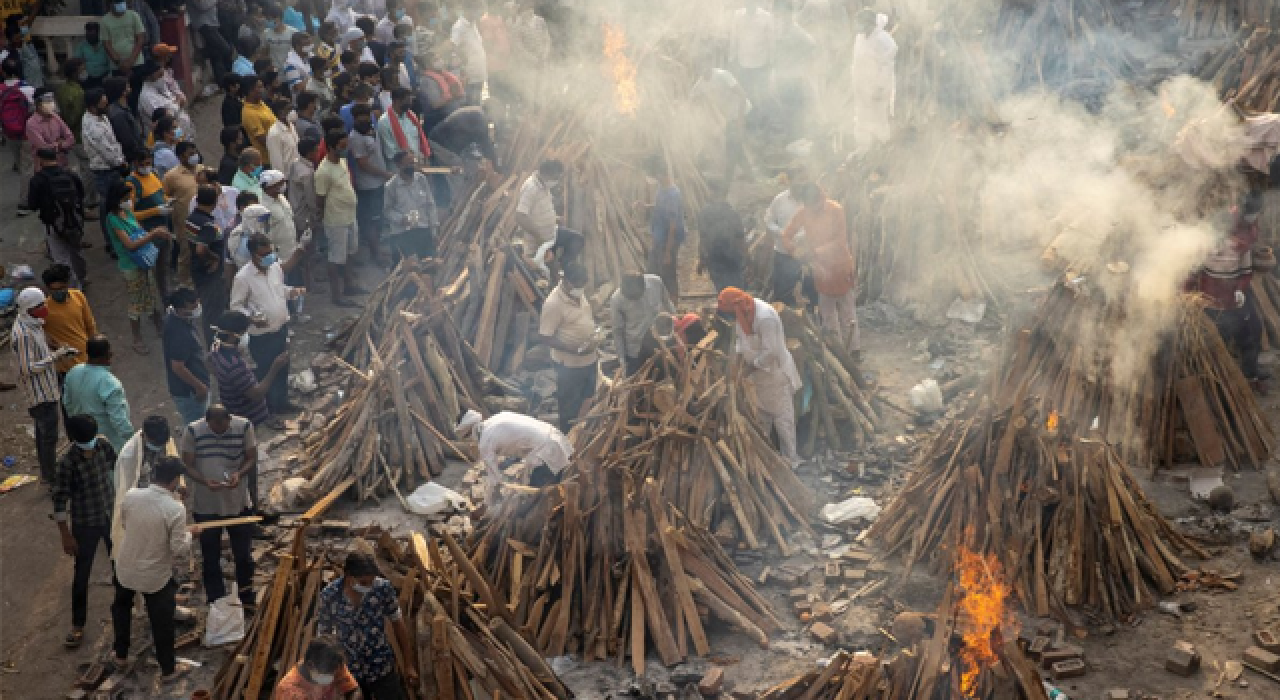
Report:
111,577,176,674
388,227,436,265
248,325,290,413
706,259,745,296
356,187,385,250
71,524,112,628
554,362,597,434
359,669,408,700
196,25,232,85
772,251,815,307
30,400,60,482
194,509,255,605
1207,293,1264,380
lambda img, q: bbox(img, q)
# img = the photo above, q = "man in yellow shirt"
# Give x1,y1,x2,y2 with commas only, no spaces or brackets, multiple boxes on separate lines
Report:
314,129,362,308
162,142,201,285
41,264,98,379
239,75,277,166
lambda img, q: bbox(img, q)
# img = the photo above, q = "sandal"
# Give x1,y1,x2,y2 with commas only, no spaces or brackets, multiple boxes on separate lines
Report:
63,629,84,649
159,664,191,683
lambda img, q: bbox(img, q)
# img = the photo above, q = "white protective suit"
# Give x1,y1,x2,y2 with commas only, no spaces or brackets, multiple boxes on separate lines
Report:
733,299,803,465
850,13,897,153
458,410,574,502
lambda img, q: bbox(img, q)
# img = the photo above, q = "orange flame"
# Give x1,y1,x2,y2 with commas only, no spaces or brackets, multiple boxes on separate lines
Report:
603,23,638,116
956,547,1018,698
1160,86,1177,118
1046,410,1059,435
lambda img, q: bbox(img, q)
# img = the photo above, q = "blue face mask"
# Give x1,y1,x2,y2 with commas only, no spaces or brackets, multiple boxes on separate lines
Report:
251,165,264,178
259,252,279,267
394,8,405,19
174,127,184,139
75,437,98,450
265,19,277,29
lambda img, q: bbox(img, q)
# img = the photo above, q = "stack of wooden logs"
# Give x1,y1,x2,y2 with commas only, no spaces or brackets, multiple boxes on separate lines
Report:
997,279,1274,471
1196,24,1280,112
994,0,1138,99
1171,0,1272,39
297,261,524,503
870,389,1209,627
212,525,570,700
467,338,805,668
1251,273,1280,350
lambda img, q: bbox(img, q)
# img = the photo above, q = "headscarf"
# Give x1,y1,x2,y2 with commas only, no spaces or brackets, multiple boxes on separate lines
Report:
16,287,45,314
716,287,756,336
673,312,701,339
454,409,483,437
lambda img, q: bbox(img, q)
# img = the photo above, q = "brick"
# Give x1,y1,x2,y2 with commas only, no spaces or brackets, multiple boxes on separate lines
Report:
793,601,811,615
698,668,724,697
1165,647,1200,676
811,602,833,621
1050,658,1087,680
1028,636,1051,660
1255,629,1280,653
1040,646,1083,669
825,562,842,582
843,569,866,583
1102,691,1129,700
788,587,809,601
810,622,837,645
1244,646,1280,672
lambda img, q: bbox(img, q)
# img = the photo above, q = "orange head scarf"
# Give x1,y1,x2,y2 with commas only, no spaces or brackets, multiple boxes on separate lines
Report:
716,287,756,335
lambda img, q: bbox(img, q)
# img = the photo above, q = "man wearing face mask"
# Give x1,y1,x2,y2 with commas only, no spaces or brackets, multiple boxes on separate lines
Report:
29,148,90,287
232,146,265,198
163,142,202,281
266,98,300,175
231,233,304,415
315,129,363,306
317,552,417,698
110,456,200,683
181,404,258,608
51,414,118,650
283,32,314,92
259,169,306,296
100,0,146,77
187,184,230,332
276,636,361,700
261,3,299,69
13,288,77,483
383,151,438,262
62,336,134,451
41,265,98,383
75,22,111,89
209,311,283,428
537,263,598,434
112,415,175,542
162,288,211,425
349,102,393,267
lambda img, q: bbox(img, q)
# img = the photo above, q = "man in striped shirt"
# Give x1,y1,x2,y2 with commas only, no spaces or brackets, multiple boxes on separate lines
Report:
180,405,258,608
12,288,78,482
209,311,285,428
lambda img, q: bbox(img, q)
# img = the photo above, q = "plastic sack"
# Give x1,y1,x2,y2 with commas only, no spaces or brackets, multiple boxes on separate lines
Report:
406,482,467,516
821,496,881,524
203,585,246,647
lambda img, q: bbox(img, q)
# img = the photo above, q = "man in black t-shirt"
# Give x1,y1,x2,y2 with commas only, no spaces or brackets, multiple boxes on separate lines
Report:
696,179,748,293
162,288,211,426
186,184,229,339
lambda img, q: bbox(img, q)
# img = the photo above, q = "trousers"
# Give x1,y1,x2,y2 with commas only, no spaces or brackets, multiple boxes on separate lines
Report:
30,400,60,482
358,668,408,700
818,289,861,352
248,325,290,413
47,227,89,288
111,577,176,674
749,370,799,463
92,169,123,253
554,362,597,434
197,25,233,85
194,509,256,605
71,524,112,627
1206,293,1263,380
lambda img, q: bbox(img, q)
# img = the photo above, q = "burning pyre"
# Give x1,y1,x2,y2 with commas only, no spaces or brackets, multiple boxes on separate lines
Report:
957,547,1019,698
603,23,638,115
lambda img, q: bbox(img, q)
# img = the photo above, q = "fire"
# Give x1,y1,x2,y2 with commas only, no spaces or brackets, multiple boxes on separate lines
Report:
1046,410,1059,435
602,23,638,116
956,547,1018,698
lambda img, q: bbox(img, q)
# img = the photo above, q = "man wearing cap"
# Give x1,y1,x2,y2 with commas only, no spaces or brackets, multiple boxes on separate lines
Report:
455,409,573,504
12,288,79,483
100,0,147,75
342,27,375,64
716,287,803,467
259,168,301,264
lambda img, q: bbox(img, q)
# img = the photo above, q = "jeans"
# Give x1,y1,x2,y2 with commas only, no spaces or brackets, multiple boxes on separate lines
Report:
647,243,680,302
554,362,597,434
111,577,176,674
249,325,290,412
387,227,436,265
172,393,207,427
193,509,255,605
46,227,89,288
92,169,123,253
355,187,385,251
71,524,112,628
196,25,232,85
29,400,60,482
358,668,408,700
1207,293,1263,380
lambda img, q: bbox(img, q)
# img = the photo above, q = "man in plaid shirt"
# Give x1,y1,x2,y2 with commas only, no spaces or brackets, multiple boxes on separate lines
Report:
51,414,119,649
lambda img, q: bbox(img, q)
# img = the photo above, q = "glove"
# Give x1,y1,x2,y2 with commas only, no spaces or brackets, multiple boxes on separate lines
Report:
1236,290,1246,308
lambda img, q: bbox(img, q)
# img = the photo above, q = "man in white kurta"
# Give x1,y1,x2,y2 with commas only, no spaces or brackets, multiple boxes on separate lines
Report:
850,10,897,153
455,409,573,502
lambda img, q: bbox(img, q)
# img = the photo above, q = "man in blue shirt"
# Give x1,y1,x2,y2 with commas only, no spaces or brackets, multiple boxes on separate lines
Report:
317,552,417,698
644,154,686,301
62,335,134,451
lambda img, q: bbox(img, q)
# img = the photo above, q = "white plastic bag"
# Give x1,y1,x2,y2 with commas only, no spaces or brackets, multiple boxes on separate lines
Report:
203,585,246,647
821,496,881,524
406,482,467,516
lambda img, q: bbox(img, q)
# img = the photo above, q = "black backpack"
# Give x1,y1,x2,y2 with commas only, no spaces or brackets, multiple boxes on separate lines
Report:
45,170,85,242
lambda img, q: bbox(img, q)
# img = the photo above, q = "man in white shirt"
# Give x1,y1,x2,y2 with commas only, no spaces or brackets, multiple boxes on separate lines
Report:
729,0,773,107
450,4,488,105
691,64,754,183
850,9,898,153
257,169,298,260
515,159,560,246
455,409,573,503
230,233,304,413
260,3,298,69
764,166,813,306
265,99,300,176
537,263,598,434
110,456,198,680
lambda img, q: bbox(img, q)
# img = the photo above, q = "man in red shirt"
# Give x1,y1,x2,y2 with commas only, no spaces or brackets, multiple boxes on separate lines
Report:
1189,193,1264,389
781,183,860,356
274,636,361,700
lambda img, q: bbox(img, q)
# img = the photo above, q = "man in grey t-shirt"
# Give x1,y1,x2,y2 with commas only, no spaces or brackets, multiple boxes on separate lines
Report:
349,102,394,266
181,405,258,606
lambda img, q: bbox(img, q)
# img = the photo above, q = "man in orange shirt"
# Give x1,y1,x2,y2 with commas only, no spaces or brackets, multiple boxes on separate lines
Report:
274,636,360,700
780,183,860,356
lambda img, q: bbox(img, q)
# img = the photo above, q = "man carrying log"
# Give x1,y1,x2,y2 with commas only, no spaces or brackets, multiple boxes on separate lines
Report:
717,287,804,467
610,270,676,376
781,183,860,358
538,263,599,434
455,408,573,503
1189,192,1267,392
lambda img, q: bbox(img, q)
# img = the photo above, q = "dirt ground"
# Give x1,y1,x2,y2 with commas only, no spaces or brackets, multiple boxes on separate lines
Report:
4,96,1280,700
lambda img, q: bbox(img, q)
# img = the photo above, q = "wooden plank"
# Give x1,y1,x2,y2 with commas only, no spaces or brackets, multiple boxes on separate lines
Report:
1175,376,1227,467
645,479,710,657
300,476,357,523
244,553,296,699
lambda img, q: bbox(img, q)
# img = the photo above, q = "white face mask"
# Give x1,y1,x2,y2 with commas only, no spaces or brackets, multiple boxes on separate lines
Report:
137,166,152,176
121,200,134,211
352,582,372,594
310,672,335,686
238,333,251,349
567,287,584,301
186,154,200,166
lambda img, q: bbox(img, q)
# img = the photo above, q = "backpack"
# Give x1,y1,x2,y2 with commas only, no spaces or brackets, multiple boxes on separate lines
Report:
0,83,31,140
46,170,85,242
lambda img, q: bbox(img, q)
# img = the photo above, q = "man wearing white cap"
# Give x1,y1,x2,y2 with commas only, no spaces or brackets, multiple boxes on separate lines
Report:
342,27,376,64
11,288,79,483
258,169,299,262
454,409,573,504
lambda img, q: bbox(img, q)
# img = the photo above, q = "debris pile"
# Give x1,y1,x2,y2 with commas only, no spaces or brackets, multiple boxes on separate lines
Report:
1196,20,1280,111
